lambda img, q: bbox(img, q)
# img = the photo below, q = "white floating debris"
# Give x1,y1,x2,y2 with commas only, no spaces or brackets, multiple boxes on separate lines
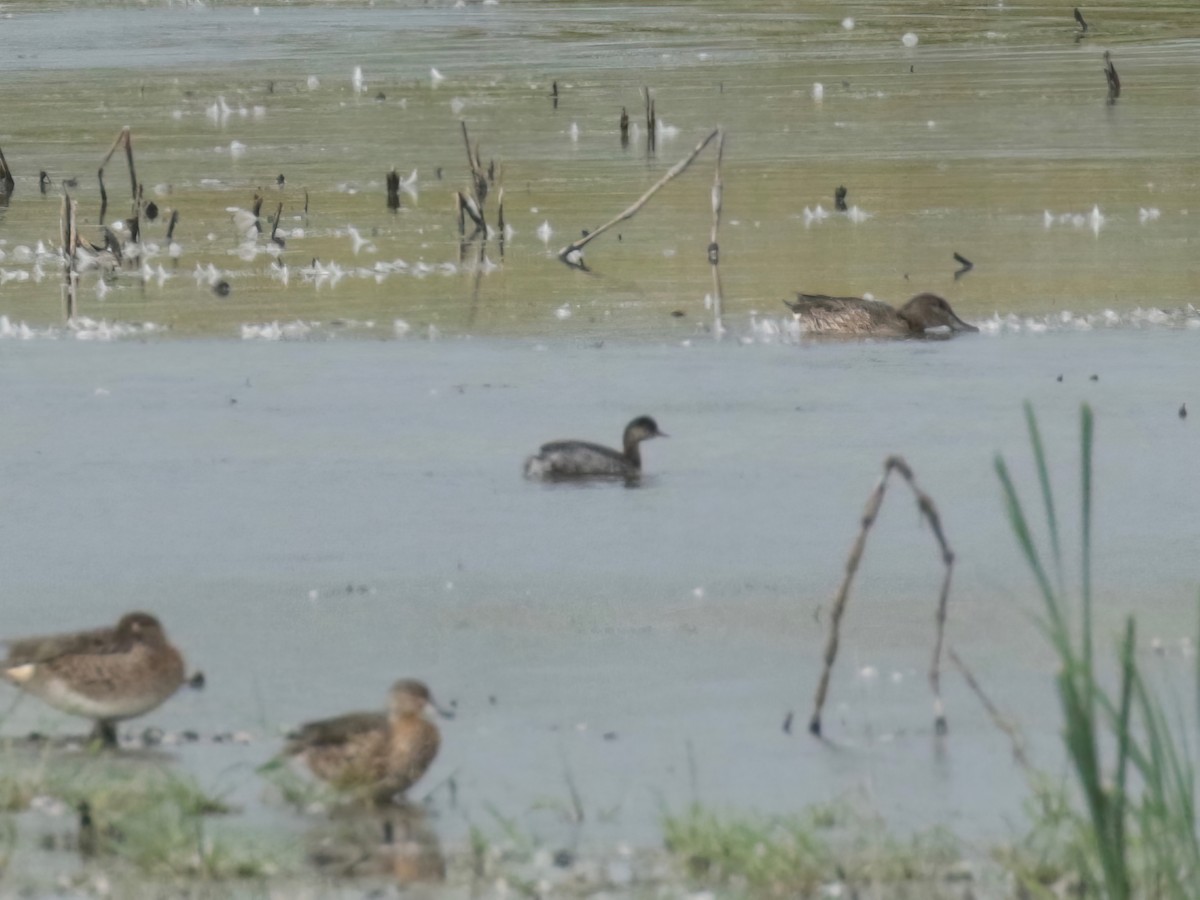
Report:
554,304,572,320
656,118,680,139
811,82,824,101
206,95,232,124
902,31,919,47
352,66,365,93
536,220,553,243
450,97,466,114
430,67,446,87
306,75,320,90
1089,204,1105,236
229,140,247,159
398,168,419,199
842,17,855,30
569,121,580,142
394,319,411,336
347,226,375,255
1139,207,1160,224
803,204,829,226
846,205,872,223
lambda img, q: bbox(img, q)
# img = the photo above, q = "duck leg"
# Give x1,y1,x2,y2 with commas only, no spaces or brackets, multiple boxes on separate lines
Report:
90,720,119,749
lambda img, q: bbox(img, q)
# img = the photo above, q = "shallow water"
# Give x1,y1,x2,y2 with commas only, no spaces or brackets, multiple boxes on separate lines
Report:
1,0,1199,884
0,1,1196,338
3,330,1198,853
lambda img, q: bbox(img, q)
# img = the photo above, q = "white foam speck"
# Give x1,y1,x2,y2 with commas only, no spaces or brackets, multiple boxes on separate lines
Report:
811,82,824,101
902,31,919,47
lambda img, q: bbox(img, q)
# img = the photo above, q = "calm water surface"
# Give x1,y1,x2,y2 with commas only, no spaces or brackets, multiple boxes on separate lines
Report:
0,0,1198,878
3,331,1199,850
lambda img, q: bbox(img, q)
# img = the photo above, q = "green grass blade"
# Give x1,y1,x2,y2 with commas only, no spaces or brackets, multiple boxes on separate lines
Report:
1024,402,1065,593
1080,404,1095,681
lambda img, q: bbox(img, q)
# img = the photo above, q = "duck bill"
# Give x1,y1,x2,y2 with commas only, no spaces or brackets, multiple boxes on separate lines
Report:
430,697,456,720
655,431,670,439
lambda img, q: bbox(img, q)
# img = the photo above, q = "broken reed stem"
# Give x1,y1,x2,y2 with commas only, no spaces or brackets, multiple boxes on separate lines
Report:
808,455,956,737
948,648,1031,769
708,128,724,264
496,187,505,237
98,126,139,231
557,126,720,262
270,202,283,245
460,120,487,210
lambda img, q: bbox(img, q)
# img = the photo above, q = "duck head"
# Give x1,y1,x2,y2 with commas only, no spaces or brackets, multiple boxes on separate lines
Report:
897,293,978,334
390,679,454,719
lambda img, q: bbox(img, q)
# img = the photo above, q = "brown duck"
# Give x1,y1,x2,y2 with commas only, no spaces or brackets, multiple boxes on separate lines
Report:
2,612,186,747
783,292,978,337
285,679,452,804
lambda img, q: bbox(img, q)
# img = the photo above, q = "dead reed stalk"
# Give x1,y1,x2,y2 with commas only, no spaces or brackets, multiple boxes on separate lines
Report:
948,648,1030,769
556,126,721,266
643,87,656,153
708,129,725,337
386,168,401,211
808,455,956,738
0,145,14,197
98,127,139,228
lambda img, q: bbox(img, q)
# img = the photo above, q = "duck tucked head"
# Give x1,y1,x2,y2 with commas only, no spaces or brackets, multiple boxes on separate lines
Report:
897,293,978,334
116,612,168,646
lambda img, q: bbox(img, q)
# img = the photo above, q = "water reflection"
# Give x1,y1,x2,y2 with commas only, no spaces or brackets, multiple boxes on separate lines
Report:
307,802,446,885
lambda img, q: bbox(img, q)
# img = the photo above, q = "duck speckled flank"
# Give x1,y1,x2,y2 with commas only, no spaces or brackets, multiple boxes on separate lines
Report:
3,612,186,747
783,292,978,338
285,679,452,804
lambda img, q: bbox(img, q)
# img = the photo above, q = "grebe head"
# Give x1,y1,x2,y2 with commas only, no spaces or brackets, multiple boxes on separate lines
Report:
623,416,667,446
898,293,977,333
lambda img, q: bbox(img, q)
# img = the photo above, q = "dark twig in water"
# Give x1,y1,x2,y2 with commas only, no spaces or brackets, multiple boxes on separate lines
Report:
953,251,974,280
1074,7,1088,34
949,648,1031,769
556,126,721,267
619,106,630,148
496,186,506,248
0,147,14,199
643,87,656,154
551,80,559,109
386,168,401,211
808,455,956,738
165,208,179,242
270,202,285,248
1104,50,1120,103
834,185,848,212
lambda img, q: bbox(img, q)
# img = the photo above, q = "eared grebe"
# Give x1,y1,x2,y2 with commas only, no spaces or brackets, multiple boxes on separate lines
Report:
285,679,452,803
783,292,978,337
2,612,186,747
524,415,667,480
